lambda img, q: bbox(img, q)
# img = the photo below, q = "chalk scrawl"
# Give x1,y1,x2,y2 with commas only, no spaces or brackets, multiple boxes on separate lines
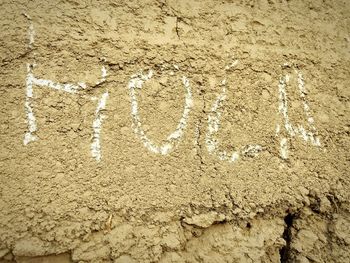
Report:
205,79,263,163
128,68,193,155
23,18,109,162
276,67,321,159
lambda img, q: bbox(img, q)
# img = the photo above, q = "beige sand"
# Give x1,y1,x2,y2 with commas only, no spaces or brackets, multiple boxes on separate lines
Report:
0,0,349,262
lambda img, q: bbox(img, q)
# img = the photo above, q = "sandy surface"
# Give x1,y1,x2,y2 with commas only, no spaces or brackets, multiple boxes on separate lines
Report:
0,0,349,262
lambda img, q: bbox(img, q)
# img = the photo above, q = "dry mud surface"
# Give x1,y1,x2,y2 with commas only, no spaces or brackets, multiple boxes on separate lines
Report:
0,0,349,262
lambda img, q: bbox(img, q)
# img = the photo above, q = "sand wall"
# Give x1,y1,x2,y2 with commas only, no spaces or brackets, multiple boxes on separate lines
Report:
0,0,349,262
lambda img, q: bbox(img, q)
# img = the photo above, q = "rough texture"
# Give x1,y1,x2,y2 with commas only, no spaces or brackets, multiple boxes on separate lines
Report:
0,0,349,262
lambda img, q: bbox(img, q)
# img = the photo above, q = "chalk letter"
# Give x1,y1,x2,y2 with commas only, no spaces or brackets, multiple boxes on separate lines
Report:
276,67,321,159
128,70,193,155
206,80,263,163
23,20,108,162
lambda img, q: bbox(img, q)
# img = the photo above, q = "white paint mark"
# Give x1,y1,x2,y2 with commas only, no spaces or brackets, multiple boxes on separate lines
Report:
91,91,109,161
25,63,108,147
25,62,109,160
30,74,85,93
24,64,37,145
23,13,35,49
96,66,107,85
275,124,280,136
23,18,37,144
296,70,320,146
23,21,109,161
24,21,85,93
225,60,239,70
128,70,193,155
206,79,262,163
101,66,107,79
28,23,34,49
280,137,288,159
242,144,263,157
276,67,321,159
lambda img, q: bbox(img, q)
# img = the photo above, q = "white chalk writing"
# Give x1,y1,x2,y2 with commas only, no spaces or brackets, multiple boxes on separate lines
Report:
206,79,263,163
24,20,109,162
276,67,321,159
128,69,193,155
